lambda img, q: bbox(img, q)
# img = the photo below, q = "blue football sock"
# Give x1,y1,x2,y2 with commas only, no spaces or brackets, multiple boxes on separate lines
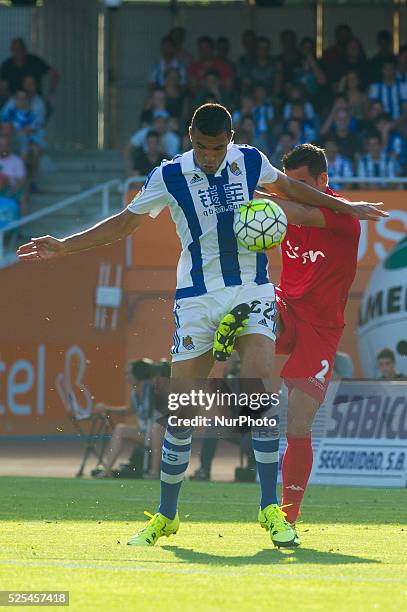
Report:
158,423,193,520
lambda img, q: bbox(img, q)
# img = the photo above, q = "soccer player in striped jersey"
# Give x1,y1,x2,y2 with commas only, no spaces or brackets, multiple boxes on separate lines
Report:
17,104,386,550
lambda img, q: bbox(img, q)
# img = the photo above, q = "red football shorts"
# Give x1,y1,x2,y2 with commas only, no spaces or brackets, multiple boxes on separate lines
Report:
275,296,344,403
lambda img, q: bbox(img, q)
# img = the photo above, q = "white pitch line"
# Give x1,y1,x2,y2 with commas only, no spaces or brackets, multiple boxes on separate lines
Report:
0,560,406,585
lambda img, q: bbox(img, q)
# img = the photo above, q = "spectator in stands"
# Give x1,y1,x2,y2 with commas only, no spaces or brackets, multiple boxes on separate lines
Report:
286,118,303,147
163,68,188,121
287,101,318,142
321,102,361,160
270,130,294,169
22,75,46,127
193,69,231,109
238,114,268,151
376,348,406,380
278,29,302,83
188,36,234,92
232,93,255,125
125,129,164,177
0,89,44,187
397,45,407,83
368,30,396,83
359,99,385,136
216,37,236,81
248,36,281,94
294,37,327,98
236,29,257,87
339,38,368,86
338,70,368,120
142,88,170,123
324,139,353,191
323,24,353,83
169,27,193,66
149,35,187,90
376,112,406,168
357,132,399,188
252,83,274,136
0,134,26,215
283,83,315,121
0,80,10,112
369,60,407,120
127,114,180,160
0,38,59,110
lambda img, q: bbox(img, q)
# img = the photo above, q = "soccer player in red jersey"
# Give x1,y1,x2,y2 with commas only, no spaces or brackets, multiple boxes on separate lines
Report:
274,144,361,540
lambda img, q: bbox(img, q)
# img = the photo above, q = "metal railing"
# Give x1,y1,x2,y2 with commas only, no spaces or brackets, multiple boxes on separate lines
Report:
0,179,121,266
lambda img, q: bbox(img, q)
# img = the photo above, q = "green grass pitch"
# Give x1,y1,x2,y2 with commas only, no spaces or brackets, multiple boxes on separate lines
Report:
0,477,406,611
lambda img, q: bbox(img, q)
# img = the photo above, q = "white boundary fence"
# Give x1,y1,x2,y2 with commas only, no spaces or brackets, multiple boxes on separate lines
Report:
1,175,406,268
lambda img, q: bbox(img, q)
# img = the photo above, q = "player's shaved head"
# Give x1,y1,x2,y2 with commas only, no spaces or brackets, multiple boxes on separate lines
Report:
191,103,232,137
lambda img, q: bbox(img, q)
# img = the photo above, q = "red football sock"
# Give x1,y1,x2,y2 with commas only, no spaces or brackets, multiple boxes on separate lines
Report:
281,433,313,524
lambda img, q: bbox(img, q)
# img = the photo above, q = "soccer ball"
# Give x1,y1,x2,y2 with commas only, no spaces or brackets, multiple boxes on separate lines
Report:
234,199,287,252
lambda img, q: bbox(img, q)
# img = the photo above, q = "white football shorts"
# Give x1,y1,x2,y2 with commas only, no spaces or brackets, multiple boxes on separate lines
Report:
171,282,276,362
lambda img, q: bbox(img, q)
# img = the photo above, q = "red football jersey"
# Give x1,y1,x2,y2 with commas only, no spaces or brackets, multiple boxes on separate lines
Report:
276,187,360,328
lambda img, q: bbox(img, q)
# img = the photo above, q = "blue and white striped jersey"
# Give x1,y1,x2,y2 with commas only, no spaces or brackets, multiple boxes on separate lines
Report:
127,144,278,299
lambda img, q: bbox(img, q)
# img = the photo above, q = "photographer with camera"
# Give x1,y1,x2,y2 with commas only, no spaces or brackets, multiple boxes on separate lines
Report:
93,358,169,479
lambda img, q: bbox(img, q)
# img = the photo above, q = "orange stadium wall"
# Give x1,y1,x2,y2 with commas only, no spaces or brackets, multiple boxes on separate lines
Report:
0,243,128,437
0,191,405,437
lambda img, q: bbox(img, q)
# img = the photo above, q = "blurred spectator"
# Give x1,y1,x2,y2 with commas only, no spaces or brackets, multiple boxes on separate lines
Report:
0,134,26,215
236,29,257,86
369,60,407,120
286,119,303,147
149,35,187,89
142,88,170,123
0,89,44,185
323,24,353,83
368,30,396,83
342,38,368,85
128,115,180,160
188,36,234,92
397,45,407,83
193,69,231,108
270,130,294,169
163,68,188,121
321,101,360,160
376,348,406,380
232,93,255,124
216,37,236,81
376,113,406,167
0,80,10,112
278,29,302,82
252,83,275,135
324,139,353,190
0,38,59,105
283,84,315,121
294,37,327,97
359,99,385,135
169,27,193,66
356,133,399,187
286,101,318,142
125,129,165,177
22,75,46,127
338,70,368,119
237,114,268,150
248,37,281,94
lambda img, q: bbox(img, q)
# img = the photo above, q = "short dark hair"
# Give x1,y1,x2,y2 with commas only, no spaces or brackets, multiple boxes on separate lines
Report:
191,103,232,136
146,129,159,140
282,144,327,179
198,35,214,46
377,348,395,362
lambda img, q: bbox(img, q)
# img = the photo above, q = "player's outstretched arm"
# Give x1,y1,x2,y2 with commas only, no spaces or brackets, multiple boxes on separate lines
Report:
255,190,326,227
16,209,144,261
269,171,388,221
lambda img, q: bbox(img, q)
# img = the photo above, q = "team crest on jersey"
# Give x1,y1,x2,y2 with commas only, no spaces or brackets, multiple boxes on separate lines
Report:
183,335,195,351
229,161,242,176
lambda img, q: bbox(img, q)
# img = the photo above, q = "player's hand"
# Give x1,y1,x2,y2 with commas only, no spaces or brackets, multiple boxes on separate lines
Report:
348,201,388,221
16,235,67,261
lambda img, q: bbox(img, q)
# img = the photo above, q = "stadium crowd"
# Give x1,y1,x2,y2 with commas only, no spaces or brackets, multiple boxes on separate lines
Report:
0,37,59,223
125,25,407,188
